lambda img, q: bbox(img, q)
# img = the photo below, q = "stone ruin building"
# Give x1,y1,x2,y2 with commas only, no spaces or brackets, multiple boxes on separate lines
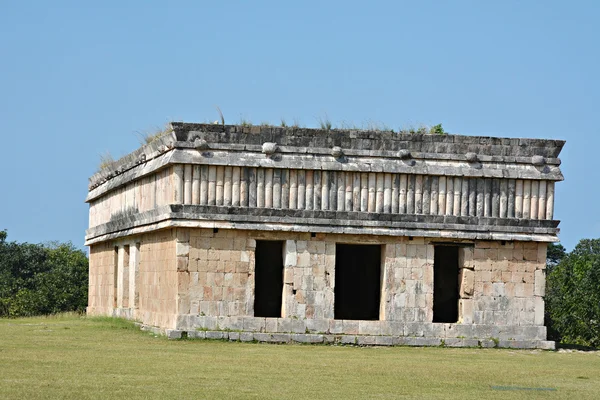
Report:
86,123,564,349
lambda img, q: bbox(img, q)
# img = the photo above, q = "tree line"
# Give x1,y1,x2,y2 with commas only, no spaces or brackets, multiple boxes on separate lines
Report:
0,230,598,347
0,231,88,317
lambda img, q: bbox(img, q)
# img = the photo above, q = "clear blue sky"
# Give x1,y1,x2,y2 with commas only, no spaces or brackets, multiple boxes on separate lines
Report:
0,1,597,251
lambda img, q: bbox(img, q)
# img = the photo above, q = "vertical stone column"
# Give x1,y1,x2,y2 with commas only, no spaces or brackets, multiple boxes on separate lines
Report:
392,174,400,214
546,182,554,219
245,167,254,207
484,178,492,217
232,167,241,207
345,172,354,211
458,247,475,324
460,177,469,216
538,180,547,220
422,175,431,215
499,179,508,218
407,174,415,214
530,180,539,220
414,174,423,214
192,165,200,205
468,178,477,217
360,173,368,212
200,166,209,205
337,171,345,211
430,176,438,215
515,179,523,218
534,243,547,326
175,229,190,315
507,179,516,218
297,170,306,210
321,171,329,210
116,246,125,309
173,164,184,205
216,166,225,206
438,176,446,215
289,169,298,209
224,166,233,206
523,180,531,219
265,168,273,208
281,169,289,209
453,177,461,216
476,178,484,217
207,166,216,205
257,168,265,208
271,168,280,209
313,171,322,210
373,173,383,213
183,165,192,205
447,177,455,216
128,242,139,311
282,240,297,318
491,178,500,217
305,170,314,210
383,173,392,214
367,172,376,212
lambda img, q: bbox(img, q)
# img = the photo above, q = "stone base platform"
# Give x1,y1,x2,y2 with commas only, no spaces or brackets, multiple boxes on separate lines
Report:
137,324,554,350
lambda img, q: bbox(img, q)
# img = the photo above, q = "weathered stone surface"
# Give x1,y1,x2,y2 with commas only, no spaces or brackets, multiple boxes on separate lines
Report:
88,122,563,350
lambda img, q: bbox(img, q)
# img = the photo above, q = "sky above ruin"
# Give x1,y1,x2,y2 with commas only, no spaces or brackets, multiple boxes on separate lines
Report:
0,1,598,251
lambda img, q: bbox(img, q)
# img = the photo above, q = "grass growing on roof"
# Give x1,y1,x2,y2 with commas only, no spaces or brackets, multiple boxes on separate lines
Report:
1,315,600,399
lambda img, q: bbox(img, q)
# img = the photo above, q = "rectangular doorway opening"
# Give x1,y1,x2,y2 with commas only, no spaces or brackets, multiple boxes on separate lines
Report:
433,245,459,323
254,240,284,318
334,244,381,320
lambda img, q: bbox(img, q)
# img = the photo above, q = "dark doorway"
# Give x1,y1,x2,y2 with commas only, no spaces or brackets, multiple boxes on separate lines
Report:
254,240,284,318
433,245,460,323
334,244,381,320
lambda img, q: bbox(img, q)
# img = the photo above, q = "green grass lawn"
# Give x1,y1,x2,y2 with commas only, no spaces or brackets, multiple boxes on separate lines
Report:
1,315,599,399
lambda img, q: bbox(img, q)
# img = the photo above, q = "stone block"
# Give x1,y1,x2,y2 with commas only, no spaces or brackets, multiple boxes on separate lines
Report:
228,332,240,341
534,297,545,326
479,339,496,348
278,318,306,333
329,319,344,334
292,334,324,344
358,321,381,335
306,318,329,334
240,332,254,342
253,333,272,342
243,317,265,332
342,320,359,334
375,336,394,346
206,331,226,340
357,336,377,345
340,335,357,345
538,340,555,350
534,270,546,296
271,333,291,343
405,323,425,337
166,329,183,339
323,335,337,344
189,330,206,339
265,318,278,333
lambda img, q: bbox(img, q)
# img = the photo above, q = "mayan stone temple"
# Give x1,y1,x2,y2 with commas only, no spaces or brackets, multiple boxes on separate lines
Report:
85,123,564,349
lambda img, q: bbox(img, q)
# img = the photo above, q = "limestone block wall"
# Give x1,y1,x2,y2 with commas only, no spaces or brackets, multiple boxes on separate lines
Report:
165,229,548,345
469,241,546,327
172,165,556,220
137,230,178,329
88,242,117,315
89,167,174,227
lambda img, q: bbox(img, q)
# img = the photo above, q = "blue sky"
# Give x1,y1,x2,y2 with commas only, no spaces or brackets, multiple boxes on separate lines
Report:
0,1,598,251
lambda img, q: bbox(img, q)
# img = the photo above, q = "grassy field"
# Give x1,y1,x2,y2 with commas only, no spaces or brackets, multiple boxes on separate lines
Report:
1,315,599,399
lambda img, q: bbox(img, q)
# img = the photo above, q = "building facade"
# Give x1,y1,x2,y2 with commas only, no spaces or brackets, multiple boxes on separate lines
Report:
86,123,564,348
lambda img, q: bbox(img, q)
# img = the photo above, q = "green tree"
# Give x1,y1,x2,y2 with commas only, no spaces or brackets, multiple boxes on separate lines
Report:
547,239,600,347
0,231,88,317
